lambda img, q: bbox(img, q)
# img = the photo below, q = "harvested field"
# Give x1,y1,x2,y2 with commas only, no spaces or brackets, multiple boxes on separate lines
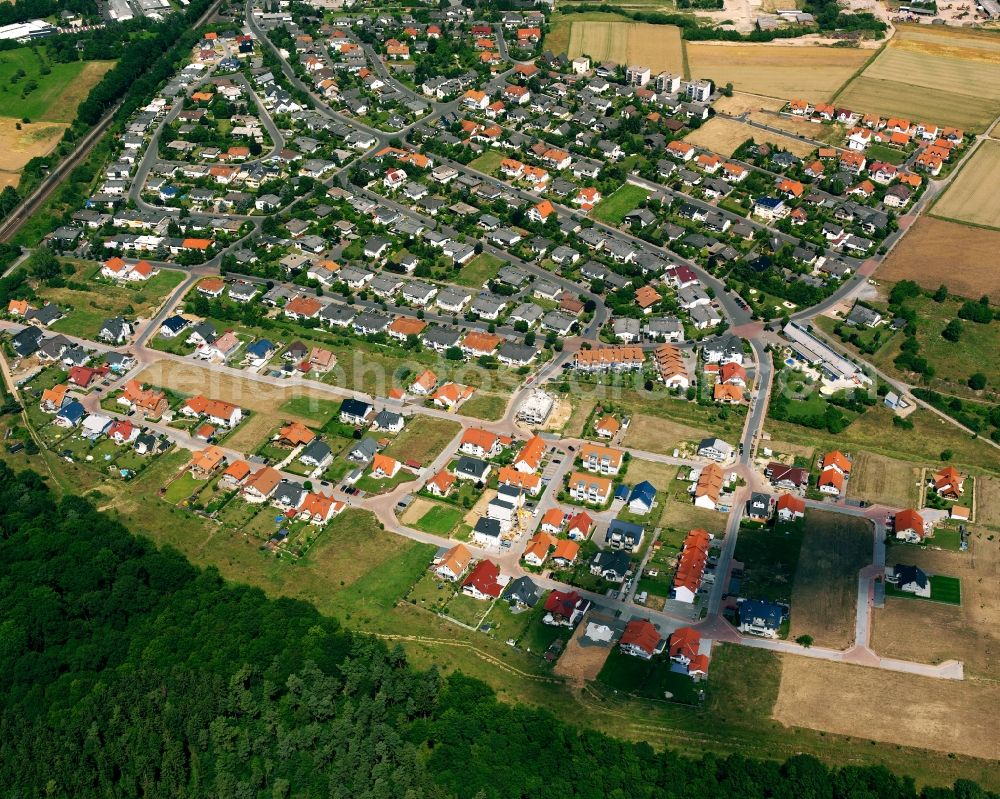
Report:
686,43,870,102
622,412,709,455
773,656,1000,761
872,538,999,679
0,117,67,173
788,511,872,649
846,451,920,508
878,216,1000,300
565,20,684,74
832,25,1000,131
554,614,614,685
683,117,815,158
932,140,1000,229
710,92,786,116
977,477,1000,527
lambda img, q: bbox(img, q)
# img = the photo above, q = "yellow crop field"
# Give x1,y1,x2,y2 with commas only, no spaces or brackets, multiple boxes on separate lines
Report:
565,20,684,74
833,25,1000,131
686,43,869,102
683,116,815,158
931,140,1000,229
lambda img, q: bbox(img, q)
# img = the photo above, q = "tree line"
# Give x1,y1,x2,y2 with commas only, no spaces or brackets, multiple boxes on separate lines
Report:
0,462,993,799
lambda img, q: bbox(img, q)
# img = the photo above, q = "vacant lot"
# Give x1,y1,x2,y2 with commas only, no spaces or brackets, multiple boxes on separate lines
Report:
687,43,869,102
773,656,1000,761
833,26,1000,131
846,452,920,508
460,392,507,421
554,615,614,685
765,406,1000,478
683,117,815,158
565,20,684,74
746,111,844,145
878,216,1000,301
0,48,114,122
381,416,461,466
977,477,1000,527
40,263,185,340
873,539,998,679
455,252,504,287
0,116,67,179
933,140,1000,229
710,92,786,116
788,511,871,649
622,413,710,456
591,184,649,225
136,361,328,451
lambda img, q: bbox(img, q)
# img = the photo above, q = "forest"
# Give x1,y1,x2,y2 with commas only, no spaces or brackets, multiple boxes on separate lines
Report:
0,462,994,799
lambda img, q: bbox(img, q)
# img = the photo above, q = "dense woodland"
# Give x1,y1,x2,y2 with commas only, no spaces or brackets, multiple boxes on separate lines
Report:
0,462,994,799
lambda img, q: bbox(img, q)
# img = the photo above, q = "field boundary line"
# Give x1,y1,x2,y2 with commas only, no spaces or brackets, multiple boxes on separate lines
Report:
828,39,889,104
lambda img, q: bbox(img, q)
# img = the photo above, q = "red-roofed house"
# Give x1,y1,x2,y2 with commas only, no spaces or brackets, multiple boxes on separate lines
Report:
542,589,589,626
894,508,926,543
462,560,505,600
620,619,664,659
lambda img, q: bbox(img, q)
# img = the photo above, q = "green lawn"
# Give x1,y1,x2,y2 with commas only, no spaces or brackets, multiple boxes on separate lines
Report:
469,150,506,175
279,396,342,425
444,592,492,627
455,252,505,287
597,649,701,705
413,503,464,535
162,471,205,505
590,184,650,225
865,143,907,166
886,574,961,605
0,48,115,122
355,468,415,495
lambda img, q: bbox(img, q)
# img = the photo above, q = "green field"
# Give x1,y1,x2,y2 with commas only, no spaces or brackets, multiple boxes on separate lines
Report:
279,396,341,425
469,150,506,175
591,184,650,225
0,48,114,122
455,252,505,287
413,503,464,535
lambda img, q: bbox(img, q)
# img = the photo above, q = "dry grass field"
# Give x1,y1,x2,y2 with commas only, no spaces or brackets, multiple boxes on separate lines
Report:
932,140,1000,229
872,537,999,679
833,25,1000,131
773,656,1000,761
846,452,921,508
566,20,684,73
976,477,1000,527
562,398,596,438
710,92,786,116
0,117,67,171
878,216,1000,300
627,458,682,492
746,111,845,145
788,511,872,649
686,43,870,102
622,413,710,455
683,117,815,158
